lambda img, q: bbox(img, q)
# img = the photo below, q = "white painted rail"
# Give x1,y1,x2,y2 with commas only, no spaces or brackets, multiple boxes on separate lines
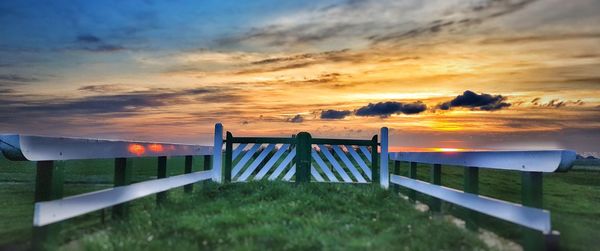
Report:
0,134,213,161
389,150,576,172
34,170,213,226
390,174,551,233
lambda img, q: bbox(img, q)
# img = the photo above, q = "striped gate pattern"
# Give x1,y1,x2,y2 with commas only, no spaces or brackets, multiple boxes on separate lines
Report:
226,132,378,183
231,143,297,182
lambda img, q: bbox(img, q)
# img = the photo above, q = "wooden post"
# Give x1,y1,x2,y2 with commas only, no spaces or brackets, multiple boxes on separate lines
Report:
370,135,379,185
32,161,64,250
113,158,132,218
464,166,479,230
224,132,233,183
393,161,400,193
295,132,311,183
156,156,167,205
184,156,193,193
522,172,545,251
408,162,417,203
430,164,442,213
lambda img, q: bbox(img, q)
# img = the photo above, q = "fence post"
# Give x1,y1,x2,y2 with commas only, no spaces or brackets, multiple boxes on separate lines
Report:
408,162,417,203
212,123,223,183
522,171,545,251
32,160,64,250
184,156,193,193
393,160,400,193
295,132,311,183
430,164,442,213
113,158,132,218
156,156,167,205
224,132,233,183
370,135,379,186
379,127,389,189
464,166,479,230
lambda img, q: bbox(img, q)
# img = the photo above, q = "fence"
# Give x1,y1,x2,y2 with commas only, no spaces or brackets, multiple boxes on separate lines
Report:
0,124,577,251
0,124,222,249
388,150,576,250
223,130,382,184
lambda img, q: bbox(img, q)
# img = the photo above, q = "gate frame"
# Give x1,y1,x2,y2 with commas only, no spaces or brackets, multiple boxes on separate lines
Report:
221,127,389,186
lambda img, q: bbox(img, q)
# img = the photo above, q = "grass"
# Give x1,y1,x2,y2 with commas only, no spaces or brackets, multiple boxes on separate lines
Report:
0,155,599,250
74,182,486,250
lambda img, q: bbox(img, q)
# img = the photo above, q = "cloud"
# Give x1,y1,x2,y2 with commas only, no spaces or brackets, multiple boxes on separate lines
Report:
78,84,129,93
74,34,126,52
320,109,351,119
355,101,427,117
438,90,511,111
531,98,584,108
0,74,39,83
287,114,304,123
76,34,102,43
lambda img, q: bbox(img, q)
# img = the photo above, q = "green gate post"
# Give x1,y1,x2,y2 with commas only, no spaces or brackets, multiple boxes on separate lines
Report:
156,156,168,205
408,162,417,203
393,161,400,193
521,171,545,251
33,161,64,250
370,135,379,185
203,155,212,188
184,156,193,193
224,132,233,183
464,166,479,231
295,132,311,183
430,164,442,213
113,158,132,218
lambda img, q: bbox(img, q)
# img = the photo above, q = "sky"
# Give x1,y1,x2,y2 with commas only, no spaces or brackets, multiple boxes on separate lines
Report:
0,0,599,155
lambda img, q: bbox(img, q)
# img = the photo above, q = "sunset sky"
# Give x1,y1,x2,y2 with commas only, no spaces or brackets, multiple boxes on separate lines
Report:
1,0,599,155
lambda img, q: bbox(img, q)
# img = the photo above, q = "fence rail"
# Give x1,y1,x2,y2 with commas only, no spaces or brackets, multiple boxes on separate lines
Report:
388,149,576,250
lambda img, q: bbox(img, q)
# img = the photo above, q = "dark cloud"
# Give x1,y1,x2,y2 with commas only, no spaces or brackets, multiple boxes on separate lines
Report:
438,90,510,111
76,34,102,43
0,74,39,83
81,44,126,52
287,114,304,123
371,0,538,45
480,32,600,44
355,101,427,117
320,109,351,119
531,98,584,108
78,84,128,93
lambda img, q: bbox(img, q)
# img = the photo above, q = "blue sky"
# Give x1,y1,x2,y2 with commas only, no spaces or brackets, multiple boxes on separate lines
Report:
1,0,599,155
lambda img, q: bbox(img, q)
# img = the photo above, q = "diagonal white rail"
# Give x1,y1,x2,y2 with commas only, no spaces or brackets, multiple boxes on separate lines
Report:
332,145,367,183
269,150,296,180
318,145,352,182
34,170,213,226
390,174,551,233
254,145,290,180
232,143,248,160
359,146,371,161
311,165,325,182
345,145,371,179
311,149,338,182
231,143,261,177
238,144,276,181
282,164,296,181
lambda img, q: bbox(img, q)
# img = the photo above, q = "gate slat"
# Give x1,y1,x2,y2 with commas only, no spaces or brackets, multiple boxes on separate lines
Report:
282,164,296,181
254,144,290,180
268,150,296,180
333,145,367,183
318,145,352,182
311,165,325,182
232,143,248,160
311,149,338,182
238,144,276,181
232,144,261,178
359,146,371,161
345,145,371,179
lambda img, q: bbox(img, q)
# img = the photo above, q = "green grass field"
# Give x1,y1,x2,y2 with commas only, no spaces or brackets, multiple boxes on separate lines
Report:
0,155,599,250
